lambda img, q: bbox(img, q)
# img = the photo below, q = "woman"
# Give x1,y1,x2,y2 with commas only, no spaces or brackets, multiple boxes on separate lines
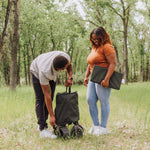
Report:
84,27,116,136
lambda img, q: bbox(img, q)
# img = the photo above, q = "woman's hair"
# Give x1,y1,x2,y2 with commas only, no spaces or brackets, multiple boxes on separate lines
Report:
53,55,68,70
90,27,112,47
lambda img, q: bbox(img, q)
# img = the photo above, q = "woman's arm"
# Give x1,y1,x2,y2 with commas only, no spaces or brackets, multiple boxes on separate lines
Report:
101,53,116,87
84,65,91,87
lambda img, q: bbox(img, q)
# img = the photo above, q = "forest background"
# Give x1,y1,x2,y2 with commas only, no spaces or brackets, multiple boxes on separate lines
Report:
0,0,150,90
1,1,150,149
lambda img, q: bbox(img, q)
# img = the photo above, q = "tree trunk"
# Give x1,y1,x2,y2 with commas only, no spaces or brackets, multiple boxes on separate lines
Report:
130,48,137,82
109,0,130,84
0,0,12,66
10,0,19,90
148,63,150,81
17,45,20,86
29,37,36,60
140,54,144,82
145,55,149,81
2,52,10,85
23,49,27,85
123,22,128,83
27,44,31,85
50,26,55,51
113,44,121,72
122,2,130,84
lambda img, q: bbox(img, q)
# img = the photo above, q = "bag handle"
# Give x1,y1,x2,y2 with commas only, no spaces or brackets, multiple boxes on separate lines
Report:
66,87,71,93
65,72,71,93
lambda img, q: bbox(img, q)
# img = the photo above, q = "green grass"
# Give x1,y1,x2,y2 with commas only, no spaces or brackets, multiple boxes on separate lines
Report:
0,83,150,150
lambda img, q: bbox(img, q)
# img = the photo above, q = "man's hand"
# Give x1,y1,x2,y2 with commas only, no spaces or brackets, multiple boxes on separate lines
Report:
41,84,56,127
83,77,88,87
65,63,73,88
65,79,73,87
50,115,56,127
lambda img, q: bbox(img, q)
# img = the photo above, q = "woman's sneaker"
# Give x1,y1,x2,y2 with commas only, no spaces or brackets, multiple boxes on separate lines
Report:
93,126,108,136
88,126,94,134
40,128,57,139
88,126,100,134
99,127,108,135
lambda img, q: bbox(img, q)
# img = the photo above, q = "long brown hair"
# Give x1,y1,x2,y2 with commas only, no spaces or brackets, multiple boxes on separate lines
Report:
90,27,112,47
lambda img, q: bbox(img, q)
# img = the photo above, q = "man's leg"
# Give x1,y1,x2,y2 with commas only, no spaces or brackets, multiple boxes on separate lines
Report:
31,73,46,131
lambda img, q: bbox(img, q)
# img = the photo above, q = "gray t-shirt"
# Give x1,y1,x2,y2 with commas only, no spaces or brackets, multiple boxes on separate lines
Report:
30,51,70,85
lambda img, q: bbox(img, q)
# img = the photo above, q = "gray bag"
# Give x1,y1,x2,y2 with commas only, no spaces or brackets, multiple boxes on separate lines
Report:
91,65,123,90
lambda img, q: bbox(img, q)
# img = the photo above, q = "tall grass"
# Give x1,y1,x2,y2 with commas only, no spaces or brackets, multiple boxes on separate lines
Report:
0,82,150,150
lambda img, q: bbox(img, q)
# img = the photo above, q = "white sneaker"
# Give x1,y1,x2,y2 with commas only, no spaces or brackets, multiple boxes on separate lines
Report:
37,125,40,131
92,126,101,135
88,126,94,134
99,127,108,135
40,128,57,139
88,126,100,134
93,126,108,136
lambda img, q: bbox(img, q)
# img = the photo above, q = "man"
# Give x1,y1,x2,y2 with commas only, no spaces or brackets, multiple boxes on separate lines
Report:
30,51,73,139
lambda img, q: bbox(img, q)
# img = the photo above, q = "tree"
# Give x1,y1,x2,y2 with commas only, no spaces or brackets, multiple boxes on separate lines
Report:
10,0,19,90
0,0,12,66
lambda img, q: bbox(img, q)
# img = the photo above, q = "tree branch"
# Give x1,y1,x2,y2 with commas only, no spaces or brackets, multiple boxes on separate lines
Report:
109,5,123,19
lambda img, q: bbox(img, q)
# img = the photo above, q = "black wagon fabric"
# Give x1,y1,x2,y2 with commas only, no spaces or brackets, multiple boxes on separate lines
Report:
55,90,79,126
90,65,123,90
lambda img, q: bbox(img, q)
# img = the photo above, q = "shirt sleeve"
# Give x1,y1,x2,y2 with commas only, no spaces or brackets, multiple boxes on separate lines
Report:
39,71,49,85
103,44,115,56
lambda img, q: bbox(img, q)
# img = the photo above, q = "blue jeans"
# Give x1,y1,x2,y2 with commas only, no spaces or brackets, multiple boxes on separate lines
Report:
87,81,111,128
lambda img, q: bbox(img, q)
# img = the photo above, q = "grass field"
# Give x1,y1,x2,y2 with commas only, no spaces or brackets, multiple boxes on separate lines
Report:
0,82,150,150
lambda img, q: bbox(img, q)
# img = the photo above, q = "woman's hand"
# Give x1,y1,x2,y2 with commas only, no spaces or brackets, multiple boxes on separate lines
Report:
101,79,109,88
84,77,88,87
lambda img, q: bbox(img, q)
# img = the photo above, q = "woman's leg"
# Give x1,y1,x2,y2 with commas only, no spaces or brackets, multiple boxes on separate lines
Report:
87,81,99,126
95,84,111,128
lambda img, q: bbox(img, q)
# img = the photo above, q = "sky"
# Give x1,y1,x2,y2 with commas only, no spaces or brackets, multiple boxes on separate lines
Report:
54,0,147,25
66,0,146,24
66,0,86,18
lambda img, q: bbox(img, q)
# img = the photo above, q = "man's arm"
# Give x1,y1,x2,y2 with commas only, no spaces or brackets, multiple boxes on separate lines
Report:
66,63,73,79
41,84,56,127
65,62,73,87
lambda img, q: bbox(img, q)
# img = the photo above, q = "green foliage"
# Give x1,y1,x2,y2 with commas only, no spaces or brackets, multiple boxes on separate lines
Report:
0,0,150,86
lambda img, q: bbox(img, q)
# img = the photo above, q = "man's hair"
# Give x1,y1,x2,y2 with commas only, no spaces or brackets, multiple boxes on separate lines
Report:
53,55,68,70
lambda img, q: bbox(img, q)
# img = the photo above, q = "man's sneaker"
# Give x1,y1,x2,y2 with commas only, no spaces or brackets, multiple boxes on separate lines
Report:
37,125,40,131
40,128,57,139
93,126,108,136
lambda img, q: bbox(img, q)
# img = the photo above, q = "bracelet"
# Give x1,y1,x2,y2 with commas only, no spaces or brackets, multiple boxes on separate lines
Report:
68,77,73,80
